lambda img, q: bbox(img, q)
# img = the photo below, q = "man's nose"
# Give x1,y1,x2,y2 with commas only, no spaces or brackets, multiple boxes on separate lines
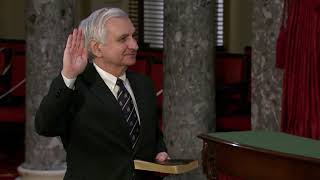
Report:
128,37,139,50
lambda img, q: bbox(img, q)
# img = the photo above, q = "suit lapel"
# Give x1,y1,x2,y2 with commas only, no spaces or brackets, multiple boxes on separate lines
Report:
81,63,130,137
127,73,147,153
81,64,118,107
81,65,147,153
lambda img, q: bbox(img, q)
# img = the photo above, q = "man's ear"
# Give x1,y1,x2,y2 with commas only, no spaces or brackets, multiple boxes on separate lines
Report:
90,40,103,58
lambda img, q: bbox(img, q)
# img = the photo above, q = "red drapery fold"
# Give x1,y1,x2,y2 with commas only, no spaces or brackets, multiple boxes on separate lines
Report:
277,0,320,139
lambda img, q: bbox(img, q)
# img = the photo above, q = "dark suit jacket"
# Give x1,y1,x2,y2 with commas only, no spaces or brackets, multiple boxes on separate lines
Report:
35,63,166,180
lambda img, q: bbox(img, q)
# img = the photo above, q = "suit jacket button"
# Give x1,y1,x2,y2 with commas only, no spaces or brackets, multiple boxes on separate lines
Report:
55,91,61,97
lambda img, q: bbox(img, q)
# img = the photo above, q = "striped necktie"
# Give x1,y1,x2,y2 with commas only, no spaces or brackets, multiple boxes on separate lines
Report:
116,78,140,149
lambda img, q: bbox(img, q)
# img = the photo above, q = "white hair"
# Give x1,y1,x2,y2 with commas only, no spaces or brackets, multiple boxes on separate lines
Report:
79,8,128,51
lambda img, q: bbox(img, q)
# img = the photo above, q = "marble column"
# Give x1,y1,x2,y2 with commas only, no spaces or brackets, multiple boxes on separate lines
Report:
163,0,215,179
18,0,74,179
251,0,284,130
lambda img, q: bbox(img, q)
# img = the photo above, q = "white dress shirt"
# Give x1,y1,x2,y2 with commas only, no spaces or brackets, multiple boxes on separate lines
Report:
61,63,141,123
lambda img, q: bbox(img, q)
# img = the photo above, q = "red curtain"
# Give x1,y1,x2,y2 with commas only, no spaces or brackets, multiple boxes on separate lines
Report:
277,0,320,139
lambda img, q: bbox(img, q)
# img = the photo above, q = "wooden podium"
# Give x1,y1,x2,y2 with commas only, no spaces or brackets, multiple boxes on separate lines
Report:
198,131,320,180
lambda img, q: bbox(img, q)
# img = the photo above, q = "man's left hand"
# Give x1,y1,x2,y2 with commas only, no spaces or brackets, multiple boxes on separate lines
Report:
155,152,170,162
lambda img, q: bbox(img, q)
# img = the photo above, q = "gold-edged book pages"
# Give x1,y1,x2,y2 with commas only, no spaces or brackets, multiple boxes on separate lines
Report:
134,159,199,174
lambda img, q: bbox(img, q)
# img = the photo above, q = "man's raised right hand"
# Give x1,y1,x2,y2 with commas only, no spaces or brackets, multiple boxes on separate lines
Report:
62,28,88,79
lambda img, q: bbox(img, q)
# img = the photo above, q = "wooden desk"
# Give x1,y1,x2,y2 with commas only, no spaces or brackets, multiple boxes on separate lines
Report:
198,131,320,180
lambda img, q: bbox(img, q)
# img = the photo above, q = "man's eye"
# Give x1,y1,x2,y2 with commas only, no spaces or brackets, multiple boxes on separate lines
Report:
119,37,126,42
118,35,129,42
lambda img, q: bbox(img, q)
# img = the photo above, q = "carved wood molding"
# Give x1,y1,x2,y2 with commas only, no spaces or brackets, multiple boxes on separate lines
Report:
202,141,217,180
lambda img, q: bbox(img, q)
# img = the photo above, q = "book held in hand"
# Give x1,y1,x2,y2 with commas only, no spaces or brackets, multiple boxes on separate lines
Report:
134,159,199,174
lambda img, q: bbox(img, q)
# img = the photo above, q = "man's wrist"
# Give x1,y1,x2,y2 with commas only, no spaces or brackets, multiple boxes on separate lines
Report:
61,72,76,89
61,69,77,79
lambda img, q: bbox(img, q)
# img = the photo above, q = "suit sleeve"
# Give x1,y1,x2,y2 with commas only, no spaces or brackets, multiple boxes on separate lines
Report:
156,125,167,153
147,78,167,153
35,74,75,137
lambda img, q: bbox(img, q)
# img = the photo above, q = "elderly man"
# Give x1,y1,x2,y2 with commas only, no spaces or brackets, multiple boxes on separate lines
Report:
35,7,168,180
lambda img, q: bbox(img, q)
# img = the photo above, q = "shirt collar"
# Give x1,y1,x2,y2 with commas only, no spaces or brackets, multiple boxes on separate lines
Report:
93,63,126,91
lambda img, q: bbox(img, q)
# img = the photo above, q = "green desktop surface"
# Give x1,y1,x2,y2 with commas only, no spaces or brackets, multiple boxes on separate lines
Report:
206,131,320,160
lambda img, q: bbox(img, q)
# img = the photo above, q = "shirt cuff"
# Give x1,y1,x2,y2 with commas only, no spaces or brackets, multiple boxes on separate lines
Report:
61,73,76,89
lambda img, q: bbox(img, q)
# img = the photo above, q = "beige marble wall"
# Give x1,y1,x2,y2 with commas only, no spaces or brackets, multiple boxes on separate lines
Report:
224,0,253,53
0,0,25,39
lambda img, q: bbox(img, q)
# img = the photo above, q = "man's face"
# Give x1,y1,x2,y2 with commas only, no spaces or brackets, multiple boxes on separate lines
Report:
99,17,138,68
